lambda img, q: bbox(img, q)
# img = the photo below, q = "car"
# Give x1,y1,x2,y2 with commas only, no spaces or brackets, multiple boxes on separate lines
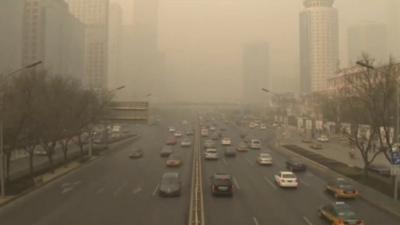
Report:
224,147,236,157
318,202,364,225
160,146,173,157
326,178,359,199
159,172,181,197
129,148,143,159
166,154,183,167
204,148,219,160
204,139,215,149
367,163,391,177
274,171,298,188
166,136,177,145
34,146,47,156
210,173,233,196
236,142,248,152
201,128,209,137
180,138,192,147
302,138,313,143
221,137,232,146
260,124,267,130
168,127,176,132
185,129,194,136
318,135,329,142
210,133,219,141
285,158,307,172
250,139,261,149
257,153,273,165
310,142,323,150
174,131,183,137
210,126,216,131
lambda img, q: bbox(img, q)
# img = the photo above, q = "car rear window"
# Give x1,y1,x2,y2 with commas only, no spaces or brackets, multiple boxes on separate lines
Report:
282,174,296,179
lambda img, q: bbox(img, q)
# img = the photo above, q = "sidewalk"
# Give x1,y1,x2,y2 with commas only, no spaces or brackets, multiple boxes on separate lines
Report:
280,125,391,169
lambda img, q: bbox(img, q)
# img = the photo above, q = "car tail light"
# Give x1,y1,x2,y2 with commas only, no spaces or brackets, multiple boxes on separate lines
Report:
357,220,363,225
337,219,345,225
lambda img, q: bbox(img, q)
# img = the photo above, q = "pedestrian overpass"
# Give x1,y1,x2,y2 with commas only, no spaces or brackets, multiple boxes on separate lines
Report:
103,101,149,123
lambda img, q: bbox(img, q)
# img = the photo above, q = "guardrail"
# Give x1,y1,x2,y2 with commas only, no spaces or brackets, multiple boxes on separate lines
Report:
188,119,205,225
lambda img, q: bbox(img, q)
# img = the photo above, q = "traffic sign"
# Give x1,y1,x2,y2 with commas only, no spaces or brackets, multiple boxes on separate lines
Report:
392,152,400,165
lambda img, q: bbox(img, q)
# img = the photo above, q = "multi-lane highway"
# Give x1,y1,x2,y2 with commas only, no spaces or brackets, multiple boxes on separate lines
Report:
0,108,399,225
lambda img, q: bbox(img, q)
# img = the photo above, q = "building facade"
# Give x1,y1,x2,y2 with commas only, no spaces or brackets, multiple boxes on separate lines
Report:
0,0,24,73
242,42,270,106
348,22,388,66
108,3,122,90
299,0,339,93
67,0,109,90
387,0,400,58
22,0,85,81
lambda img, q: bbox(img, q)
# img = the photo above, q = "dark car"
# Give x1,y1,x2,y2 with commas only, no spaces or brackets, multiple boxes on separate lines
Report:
310,142,323,150
210,173,233,196
367,163,391,177
160,146,173,157
210,133,219,141
318,202,364,225
326,178,359,199
159,172,181,197
285,158,307,172
129,148,143,159
224,147,236,157
204,139,215,149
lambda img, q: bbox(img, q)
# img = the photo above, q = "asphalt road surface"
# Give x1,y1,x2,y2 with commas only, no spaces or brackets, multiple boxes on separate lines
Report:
0,108,399,225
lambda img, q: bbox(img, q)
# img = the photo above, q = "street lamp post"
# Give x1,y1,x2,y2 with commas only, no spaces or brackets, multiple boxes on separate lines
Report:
0,61,42,197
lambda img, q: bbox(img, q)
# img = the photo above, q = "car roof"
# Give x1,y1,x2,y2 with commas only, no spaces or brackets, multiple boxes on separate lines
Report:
206,148,217,152
281,171,294,175
162,172,179,178
213,173,232,179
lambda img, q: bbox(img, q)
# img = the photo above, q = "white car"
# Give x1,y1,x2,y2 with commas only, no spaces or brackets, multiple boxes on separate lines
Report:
250,139,261,149
174,131,183,137
221,137,232,146
180,139,192,147
274,171,298,188
260,124,267,130
257,153,272,165
168,127,176,132
201,128,209,137
318,135,329,142
204,148,219,160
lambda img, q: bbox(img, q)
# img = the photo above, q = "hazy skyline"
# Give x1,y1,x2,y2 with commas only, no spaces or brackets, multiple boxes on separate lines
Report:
108,0,394,102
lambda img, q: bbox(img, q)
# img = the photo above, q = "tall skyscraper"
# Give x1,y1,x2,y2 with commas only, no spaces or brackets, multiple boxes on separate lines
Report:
242,42,270,106
108,3,122,90
67,0,109,90
299,0,338,93
387,0,400,58
22,0,85,81
0,0,24,73
348,22,388,66
129,0,162,100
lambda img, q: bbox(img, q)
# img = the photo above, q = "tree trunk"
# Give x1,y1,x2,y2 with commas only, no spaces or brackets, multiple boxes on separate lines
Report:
29,151,34,177
77,135,84,155
5,152,11,181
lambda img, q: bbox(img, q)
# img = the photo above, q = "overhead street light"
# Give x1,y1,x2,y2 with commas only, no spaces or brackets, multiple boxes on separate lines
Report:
0,60,43,197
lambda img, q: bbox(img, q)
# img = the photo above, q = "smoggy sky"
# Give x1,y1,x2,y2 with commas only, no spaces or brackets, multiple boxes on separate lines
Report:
111,0,396,102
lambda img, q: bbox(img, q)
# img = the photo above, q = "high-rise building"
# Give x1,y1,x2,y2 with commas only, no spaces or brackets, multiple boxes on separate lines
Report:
242,42,270,106
299,0,338,93
387,0,400,58
348,22,388,66
22,0,85,81
129,0,162,100
0,0,24,73
67,0,109,90
108,3,122,90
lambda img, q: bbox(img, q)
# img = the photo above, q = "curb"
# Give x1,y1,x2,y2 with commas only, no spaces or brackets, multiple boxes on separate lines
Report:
0,135,139,208
272,143,400,218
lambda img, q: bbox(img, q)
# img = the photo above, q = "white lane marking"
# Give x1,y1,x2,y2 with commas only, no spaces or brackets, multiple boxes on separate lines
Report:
152,184,159,196
222,158,228,165
303,216,314,225
132,187,142,194
96,187,105,194
233,177,241,190
264,176,277,190
252,216,260,225
113,182,128,196
61,187,74,194
299,178,310,187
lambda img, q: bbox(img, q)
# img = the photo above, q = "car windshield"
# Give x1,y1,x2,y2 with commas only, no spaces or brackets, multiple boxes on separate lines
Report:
2,1,399,225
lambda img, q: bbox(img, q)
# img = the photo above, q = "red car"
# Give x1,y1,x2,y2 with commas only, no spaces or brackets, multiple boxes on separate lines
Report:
166,136,177,145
